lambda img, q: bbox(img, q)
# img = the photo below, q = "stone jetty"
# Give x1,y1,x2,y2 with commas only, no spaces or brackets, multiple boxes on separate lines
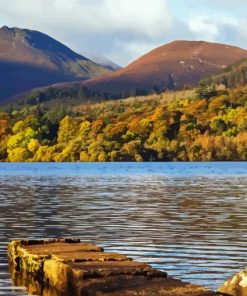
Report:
8,239,229,296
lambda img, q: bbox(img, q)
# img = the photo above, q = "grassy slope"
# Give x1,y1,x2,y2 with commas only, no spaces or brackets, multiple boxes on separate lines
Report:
204,58,247,88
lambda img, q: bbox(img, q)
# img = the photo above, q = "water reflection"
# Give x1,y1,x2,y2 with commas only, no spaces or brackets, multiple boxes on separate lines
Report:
9,260,42,296
0,163,246,296
9,263,62,296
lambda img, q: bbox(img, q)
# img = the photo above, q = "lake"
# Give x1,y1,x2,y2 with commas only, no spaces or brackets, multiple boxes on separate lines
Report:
0,162,247,295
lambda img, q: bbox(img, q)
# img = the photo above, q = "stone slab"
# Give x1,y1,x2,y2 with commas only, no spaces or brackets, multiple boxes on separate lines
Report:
22,242,103,255
8,239,230,296
51,251,130,263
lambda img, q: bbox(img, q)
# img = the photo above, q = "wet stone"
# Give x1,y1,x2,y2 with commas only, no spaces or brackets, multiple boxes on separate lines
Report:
68,261,166,278
51,251,130,263
8,239,229,296
23,242,104,255
218,268,247,296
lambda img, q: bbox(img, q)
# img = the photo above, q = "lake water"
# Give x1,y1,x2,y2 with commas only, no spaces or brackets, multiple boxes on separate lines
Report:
0,162,247,295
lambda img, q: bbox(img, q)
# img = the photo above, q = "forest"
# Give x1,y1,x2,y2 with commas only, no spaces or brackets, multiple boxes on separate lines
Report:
0,85,246,162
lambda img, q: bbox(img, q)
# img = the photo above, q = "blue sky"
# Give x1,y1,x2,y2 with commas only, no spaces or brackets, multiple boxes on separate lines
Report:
0,0,246,66
168,0,247,19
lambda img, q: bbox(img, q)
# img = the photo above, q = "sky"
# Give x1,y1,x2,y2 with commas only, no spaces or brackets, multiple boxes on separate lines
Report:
0,0,246,66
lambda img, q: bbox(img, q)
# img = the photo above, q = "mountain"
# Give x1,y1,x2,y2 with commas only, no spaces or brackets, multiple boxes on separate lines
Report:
82,41,247,96
4,40,247,107
0,26,112,101
203,58,247,88
89,55,121,71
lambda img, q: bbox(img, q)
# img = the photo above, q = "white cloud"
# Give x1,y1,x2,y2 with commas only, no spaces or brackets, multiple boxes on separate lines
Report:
235,19,247,49
0,0,172,65
0,0,246,65
188,16,219,41
104,0,171,37
195,0,246,11
187,13,244,44
109,40,164,66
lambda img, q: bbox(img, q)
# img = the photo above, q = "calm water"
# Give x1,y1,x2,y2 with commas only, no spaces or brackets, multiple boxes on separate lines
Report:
0,162,247,295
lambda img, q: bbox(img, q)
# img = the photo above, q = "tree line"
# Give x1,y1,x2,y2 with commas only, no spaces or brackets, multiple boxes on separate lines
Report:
0,86,246,162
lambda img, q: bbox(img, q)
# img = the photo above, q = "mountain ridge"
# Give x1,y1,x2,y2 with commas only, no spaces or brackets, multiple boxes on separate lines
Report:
2,38,247,106
0,26,112,101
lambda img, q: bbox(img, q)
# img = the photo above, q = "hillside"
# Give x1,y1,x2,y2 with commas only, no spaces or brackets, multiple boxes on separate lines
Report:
0,86,246,162
204,58,247,88
0,26,112,102
82,40,247,96
14,40,247,105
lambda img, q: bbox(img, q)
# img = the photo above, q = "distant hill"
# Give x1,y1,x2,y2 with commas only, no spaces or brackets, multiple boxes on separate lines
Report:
82,40,247,96
89,55,121,71
203,58,247,88
4,40,247,107
0,26,112,102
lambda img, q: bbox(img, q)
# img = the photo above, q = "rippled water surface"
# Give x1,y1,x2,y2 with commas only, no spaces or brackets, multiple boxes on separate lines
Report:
0,162,247,295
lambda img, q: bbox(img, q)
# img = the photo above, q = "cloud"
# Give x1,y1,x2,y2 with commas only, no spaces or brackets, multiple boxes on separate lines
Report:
186,12,246,48
235,19,247,49
188,16,219,41
103,0,171,38
0,0,172,65
108,40,164,66
194,0,246,11
0,0,246,66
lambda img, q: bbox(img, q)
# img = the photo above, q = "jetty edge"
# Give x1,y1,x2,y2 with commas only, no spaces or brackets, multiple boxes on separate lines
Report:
8,239,229,296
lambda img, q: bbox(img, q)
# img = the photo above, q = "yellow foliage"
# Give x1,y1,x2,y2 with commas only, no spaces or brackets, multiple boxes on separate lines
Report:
12,121,25,134
0,86,246,162
80,121,91,133
98,152,107,162
35,146,55,162
8,147,30,162
135,154,143,162
27,139,39,153
80,151,90,162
